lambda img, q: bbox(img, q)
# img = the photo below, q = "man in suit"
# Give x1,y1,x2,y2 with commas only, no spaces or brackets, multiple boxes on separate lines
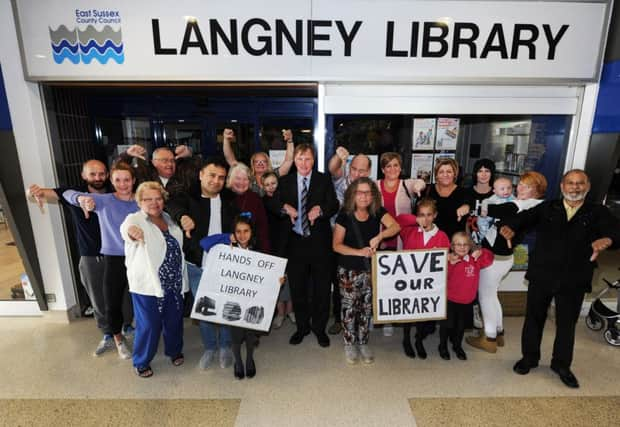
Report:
276,144,339,347
501,169,620,388
167,157,239,369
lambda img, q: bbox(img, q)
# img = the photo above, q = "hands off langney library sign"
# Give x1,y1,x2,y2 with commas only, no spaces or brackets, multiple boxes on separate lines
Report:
15,0,610,81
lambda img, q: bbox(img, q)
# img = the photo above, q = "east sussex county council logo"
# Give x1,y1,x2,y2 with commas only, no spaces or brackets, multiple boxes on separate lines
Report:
49,9,124,64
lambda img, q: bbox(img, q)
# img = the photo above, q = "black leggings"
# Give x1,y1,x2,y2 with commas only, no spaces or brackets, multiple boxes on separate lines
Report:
103,255,130,336
231,327,258,364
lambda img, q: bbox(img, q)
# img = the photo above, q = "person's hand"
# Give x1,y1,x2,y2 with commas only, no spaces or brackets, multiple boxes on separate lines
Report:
223,128,235,144
283,203,298,224
126,144,147,160
471,248,482,260
282,129,293,143
308,205,322,225
369,233,382,251
77,195,95,219
127,225,144,242
590,238,612,261
499,225,515,249
456,204,469,222
335,146,350,162
174,145,192,159
28,184,46,210
180,215,195,239
278,276,286,286
448,253,461,264
358,246,374,258
412,179,426,197
230,233,237,246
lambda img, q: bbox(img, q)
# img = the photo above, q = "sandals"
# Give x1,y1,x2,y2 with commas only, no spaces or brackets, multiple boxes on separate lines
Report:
135,366,153,378
171,353,184,367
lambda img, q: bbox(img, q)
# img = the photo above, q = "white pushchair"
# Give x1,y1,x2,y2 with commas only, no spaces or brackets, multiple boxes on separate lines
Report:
585,271,620,346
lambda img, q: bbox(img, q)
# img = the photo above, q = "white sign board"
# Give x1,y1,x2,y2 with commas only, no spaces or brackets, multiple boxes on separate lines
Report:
373,249,447,323
191,244,287,332
13,0,610,82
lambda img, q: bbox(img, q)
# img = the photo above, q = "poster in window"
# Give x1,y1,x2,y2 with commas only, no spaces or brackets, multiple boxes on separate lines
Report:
436,118,460,150
411,153,434,184
412,118,436,150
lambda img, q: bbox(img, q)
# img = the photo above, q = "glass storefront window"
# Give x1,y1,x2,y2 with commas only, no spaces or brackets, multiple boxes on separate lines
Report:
259,117,314,152
0,206,29,301
161,120,201,154
95,117,152,166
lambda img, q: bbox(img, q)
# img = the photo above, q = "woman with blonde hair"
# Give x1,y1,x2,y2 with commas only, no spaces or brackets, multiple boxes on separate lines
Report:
121,181,188,377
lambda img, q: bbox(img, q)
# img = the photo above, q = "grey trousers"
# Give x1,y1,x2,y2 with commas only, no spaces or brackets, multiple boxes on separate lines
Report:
78,256,133,332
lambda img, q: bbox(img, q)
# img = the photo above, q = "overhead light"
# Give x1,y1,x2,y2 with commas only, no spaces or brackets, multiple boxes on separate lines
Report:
300,129,311,133
230,119,238,123
178,119,185,123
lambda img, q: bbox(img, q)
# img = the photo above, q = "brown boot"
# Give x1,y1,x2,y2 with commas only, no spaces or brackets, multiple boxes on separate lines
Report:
465,333,497,353
496,331,505,347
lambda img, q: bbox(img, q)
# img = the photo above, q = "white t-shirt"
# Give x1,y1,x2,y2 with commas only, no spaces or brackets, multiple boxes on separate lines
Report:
201,194,222,268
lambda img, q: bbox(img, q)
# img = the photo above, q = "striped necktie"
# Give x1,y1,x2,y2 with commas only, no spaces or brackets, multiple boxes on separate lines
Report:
301,177,310,236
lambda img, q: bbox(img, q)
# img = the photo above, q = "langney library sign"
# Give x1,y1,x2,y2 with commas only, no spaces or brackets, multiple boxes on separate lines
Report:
14,0,610,82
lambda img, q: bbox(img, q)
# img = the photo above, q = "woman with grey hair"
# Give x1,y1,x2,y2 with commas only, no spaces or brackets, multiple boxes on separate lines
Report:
227,163,271,253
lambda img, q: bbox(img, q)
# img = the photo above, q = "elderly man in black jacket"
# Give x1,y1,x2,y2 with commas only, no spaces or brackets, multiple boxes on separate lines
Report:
501,169,620,388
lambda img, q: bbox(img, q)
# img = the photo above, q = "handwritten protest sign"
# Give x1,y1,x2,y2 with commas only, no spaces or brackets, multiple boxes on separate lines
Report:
191,244,287,332
372,249,447,323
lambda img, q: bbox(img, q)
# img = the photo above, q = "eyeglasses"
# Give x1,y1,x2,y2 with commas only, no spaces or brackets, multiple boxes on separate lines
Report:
355,190,372,197
253,159,268,165
154,158,175,164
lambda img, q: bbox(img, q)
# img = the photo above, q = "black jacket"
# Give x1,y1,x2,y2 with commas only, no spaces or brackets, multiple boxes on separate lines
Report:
167,188,239,266
273,171,339,260
503,199,620,293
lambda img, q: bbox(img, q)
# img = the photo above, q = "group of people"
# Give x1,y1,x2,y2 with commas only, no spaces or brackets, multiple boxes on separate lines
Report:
28,129,619,388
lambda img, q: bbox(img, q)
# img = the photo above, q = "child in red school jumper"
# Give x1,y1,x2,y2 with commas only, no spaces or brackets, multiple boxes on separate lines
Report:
396,198,450,360
440,231,493,361
200,213,283,380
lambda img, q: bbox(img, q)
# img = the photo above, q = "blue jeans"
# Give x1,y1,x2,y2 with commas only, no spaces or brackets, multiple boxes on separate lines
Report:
187,262,231,351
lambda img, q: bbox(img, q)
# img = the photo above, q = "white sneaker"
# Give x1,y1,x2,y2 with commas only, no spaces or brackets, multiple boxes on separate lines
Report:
287,312,296,324
219,347,232,368
359,344,374,364
383,324,394,337
116,339,131,360
272,315,285,329
93,335,114,357
199,350,216,370
344,345,359,364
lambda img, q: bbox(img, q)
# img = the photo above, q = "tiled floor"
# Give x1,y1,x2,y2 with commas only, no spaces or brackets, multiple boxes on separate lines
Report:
0,315,618,426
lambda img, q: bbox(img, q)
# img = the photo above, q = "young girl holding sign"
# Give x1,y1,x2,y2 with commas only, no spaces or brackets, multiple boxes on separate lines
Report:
200,213,282,380
441,232,493,361
333,178,400,364
396,198,450,360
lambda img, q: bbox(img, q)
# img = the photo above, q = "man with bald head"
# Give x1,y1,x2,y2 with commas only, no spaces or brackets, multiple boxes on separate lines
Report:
29,159,133,356
500,169,620,388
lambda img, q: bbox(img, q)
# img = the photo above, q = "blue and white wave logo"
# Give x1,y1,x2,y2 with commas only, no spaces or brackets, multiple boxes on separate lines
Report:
49,25,124,64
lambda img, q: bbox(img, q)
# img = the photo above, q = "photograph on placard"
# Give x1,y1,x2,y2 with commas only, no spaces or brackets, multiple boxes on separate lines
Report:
436,118,460,150
410,153,434,184
412,118,436,150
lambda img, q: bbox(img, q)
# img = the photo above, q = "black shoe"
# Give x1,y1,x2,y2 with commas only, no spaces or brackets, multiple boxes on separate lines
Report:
438,345,450,360
415,339,427,359
513,359,538,375
550,365,579,388
246,357,256,379
289,329,310,345
403,340,416,358
453,346,467,360
315,331,330,348
234,361,245,380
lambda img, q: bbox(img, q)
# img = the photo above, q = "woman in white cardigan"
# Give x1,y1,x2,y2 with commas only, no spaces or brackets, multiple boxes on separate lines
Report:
120,181,189,378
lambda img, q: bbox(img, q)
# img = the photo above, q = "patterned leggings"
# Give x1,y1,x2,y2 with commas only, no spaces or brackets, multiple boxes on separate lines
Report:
338,267,372,346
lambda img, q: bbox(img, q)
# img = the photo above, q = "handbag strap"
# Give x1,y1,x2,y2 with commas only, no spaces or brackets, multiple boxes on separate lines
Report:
402,179,418,213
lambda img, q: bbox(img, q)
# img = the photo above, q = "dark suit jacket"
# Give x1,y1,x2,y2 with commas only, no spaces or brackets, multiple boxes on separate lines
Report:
167,188,239,266
503,199,620,293
274,171,339,260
